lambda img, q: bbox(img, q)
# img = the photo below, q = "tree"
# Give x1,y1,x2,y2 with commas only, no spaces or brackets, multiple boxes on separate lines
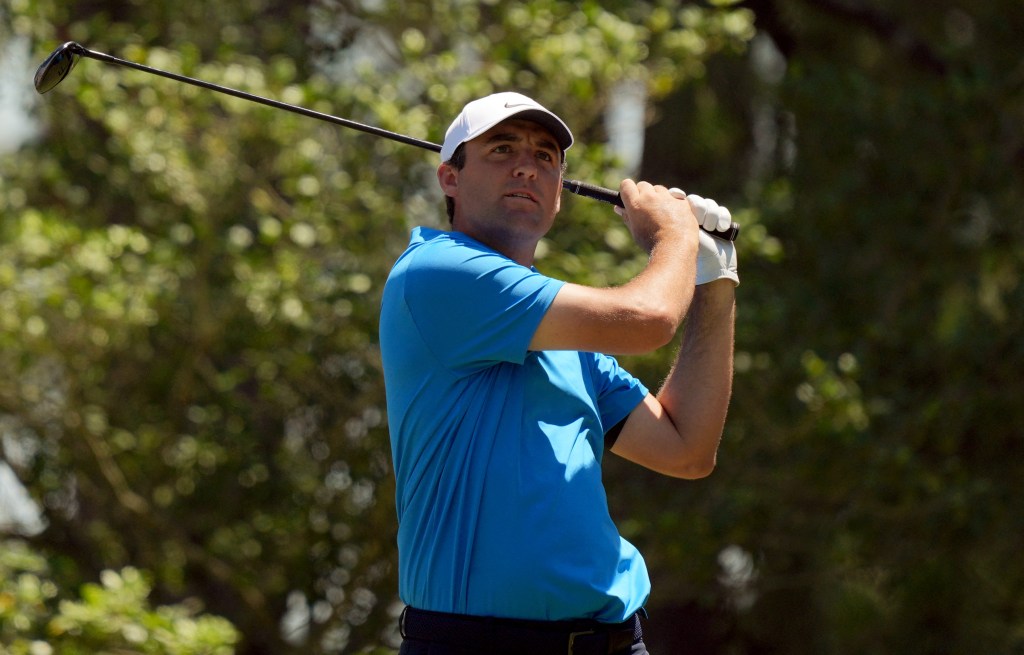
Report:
615,1,1024,652
9,0,1021,651
0,539,238,654
1,1,754,652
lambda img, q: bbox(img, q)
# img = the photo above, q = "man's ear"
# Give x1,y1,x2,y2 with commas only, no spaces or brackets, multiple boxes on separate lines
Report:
437,163,458,198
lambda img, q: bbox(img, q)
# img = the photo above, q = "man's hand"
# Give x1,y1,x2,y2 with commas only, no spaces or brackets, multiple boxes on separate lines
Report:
669,189,740,287
616,180,699,255
531,180,701,355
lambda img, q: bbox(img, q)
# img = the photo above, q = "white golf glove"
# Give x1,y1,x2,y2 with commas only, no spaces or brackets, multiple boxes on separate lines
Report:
669,188,739,287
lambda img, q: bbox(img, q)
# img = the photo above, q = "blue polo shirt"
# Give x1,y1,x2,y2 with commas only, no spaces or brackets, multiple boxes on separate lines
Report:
380,227,650,622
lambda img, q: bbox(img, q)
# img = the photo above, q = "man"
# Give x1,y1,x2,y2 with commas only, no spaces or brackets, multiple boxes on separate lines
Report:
380,92,737,654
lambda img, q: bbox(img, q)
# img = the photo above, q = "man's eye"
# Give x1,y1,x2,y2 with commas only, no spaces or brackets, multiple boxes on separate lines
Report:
493,144,512,153
537,151,554,162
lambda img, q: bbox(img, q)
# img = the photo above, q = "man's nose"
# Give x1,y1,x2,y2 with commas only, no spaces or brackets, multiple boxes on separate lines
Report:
512,152,538,177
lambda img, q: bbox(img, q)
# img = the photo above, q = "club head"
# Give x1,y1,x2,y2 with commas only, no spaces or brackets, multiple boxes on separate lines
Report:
34,42,84,94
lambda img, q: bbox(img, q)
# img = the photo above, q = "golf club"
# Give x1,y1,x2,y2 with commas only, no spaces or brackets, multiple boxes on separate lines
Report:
35,41,739,241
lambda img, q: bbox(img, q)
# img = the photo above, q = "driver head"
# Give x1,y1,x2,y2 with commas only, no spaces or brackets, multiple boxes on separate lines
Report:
35,42,83,94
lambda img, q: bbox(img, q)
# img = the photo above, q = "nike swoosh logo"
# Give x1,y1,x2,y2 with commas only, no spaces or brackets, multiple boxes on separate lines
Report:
504,102,534,109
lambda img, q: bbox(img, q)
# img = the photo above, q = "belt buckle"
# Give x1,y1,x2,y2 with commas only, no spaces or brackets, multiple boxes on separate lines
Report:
567,629,595,654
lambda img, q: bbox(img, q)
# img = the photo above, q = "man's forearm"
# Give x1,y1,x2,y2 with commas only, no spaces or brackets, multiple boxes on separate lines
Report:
655,279,736,467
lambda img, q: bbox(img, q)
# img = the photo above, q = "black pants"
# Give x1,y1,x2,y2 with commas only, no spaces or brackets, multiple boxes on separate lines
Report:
398,639,650,655
398,607,650,655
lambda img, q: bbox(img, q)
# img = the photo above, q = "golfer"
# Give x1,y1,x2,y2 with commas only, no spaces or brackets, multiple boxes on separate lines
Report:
380,92,737,654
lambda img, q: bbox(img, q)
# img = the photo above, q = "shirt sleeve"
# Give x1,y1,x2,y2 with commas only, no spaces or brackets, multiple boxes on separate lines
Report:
588,352,649,437
403,235,565,376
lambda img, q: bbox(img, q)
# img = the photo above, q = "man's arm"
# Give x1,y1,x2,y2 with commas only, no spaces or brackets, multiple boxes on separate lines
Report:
610,279,735,479
529,180,700,355
530,180,737,478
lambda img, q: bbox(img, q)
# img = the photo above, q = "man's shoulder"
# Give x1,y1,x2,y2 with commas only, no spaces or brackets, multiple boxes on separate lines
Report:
390,227,456,278
401,227,521,277
389,226,561,318
405,226,478,260
409,225,446,245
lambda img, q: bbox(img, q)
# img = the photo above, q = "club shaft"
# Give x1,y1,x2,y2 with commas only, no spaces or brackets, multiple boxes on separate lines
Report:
78,47,443,152
66,44,739,241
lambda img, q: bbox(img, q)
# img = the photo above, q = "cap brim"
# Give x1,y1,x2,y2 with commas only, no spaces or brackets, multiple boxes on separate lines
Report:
505,109,573,153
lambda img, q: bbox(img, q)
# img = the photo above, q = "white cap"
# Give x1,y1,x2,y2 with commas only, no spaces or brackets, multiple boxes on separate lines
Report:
440,92,574,162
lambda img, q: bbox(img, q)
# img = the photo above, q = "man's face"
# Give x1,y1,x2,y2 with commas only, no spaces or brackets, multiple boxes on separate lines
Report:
437,118,563,263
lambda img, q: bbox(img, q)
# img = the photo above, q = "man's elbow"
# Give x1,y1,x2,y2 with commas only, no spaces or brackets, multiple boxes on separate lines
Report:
633,304,684,351
668,453,717,480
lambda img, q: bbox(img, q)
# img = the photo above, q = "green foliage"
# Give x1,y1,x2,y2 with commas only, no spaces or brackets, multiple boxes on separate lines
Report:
2,1,751,653
4,0,1022,653
615,1,1024,653
0,539,238,654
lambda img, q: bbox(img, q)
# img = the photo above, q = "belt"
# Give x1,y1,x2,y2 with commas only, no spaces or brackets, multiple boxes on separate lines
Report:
400,606,641,655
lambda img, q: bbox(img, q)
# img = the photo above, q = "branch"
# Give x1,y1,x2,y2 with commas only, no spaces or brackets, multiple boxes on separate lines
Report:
78,428,152,516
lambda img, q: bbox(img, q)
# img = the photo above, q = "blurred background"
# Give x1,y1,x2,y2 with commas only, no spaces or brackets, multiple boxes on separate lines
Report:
2,1,1022,653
